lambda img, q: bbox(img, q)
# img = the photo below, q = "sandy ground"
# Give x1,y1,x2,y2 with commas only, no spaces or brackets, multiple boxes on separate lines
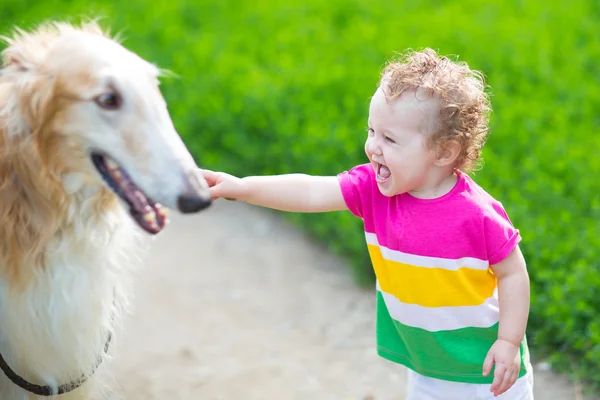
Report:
110,200,597,400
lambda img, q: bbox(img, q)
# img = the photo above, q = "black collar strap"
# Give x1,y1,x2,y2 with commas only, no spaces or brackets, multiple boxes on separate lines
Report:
0,331,112,396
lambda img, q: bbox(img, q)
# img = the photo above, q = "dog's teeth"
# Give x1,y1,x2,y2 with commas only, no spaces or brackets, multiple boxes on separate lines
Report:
105,159,119,170
143,211,160,231
156,204,169,218
143,212,156,223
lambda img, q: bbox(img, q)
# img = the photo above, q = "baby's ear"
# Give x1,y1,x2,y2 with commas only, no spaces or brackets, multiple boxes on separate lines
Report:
434,140,461,167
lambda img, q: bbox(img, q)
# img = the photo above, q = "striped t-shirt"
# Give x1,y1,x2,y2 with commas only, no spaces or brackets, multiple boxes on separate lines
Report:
337,163,531,384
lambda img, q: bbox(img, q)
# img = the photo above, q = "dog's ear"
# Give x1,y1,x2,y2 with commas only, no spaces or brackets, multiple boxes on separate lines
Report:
0,43,55,138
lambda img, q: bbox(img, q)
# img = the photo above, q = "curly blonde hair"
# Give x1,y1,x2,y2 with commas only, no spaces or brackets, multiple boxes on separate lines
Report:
379,48,492,173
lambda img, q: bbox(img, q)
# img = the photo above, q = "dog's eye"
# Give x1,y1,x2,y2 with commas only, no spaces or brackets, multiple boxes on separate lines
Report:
95,92,122,110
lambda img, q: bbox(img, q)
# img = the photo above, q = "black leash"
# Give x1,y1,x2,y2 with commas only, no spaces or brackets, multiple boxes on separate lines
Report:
0,331,112,396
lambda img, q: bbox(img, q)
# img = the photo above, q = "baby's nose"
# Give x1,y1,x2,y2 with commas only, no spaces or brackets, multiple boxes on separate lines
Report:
367,139,382,155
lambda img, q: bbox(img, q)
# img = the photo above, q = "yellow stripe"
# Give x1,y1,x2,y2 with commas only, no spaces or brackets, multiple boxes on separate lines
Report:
368,244,496,307
365,232,489,270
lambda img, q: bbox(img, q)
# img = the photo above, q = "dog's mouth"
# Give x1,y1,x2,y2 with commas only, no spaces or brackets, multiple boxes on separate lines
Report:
91,152,168,234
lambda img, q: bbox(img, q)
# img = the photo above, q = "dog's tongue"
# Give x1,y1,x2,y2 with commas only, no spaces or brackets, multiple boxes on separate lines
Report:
130,190,153,216
378,165,391,179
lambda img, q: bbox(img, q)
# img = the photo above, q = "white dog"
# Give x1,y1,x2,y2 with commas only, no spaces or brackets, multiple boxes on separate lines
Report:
0,20,211,399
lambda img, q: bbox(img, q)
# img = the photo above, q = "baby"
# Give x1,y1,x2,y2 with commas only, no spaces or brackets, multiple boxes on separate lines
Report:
201,48,534,400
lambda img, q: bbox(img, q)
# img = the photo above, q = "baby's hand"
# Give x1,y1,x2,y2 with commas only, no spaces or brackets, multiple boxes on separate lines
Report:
198,169,245,201
482,339,521,397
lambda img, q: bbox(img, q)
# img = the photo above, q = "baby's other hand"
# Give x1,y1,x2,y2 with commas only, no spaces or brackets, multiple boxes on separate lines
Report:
198,169,245,201
482,338,521,397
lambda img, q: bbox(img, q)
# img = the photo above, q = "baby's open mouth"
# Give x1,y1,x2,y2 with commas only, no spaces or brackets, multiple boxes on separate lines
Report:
376,162,391,183
91,152,168,234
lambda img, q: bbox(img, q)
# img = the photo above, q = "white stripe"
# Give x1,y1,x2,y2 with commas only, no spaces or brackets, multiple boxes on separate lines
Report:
365,232,489,271
376,280,499,332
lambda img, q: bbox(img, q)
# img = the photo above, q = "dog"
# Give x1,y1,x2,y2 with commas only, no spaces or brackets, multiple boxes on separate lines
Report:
0,20,212,399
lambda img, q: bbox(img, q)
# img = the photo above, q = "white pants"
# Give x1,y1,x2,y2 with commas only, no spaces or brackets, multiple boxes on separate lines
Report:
406,369,535,400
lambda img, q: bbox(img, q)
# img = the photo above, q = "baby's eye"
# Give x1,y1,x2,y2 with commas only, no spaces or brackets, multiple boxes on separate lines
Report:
367,128,375,136
385,136,396,144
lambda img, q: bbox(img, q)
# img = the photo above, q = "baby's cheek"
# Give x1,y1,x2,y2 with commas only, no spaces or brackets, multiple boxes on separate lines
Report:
364,141,370,157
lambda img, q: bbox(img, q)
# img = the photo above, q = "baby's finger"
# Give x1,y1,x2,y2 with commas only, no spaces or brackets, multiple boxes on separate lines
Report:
490,364,506,393
198,169,219,186
482,351,494,376
209,184,239,201
208,184,224,200
495,369,514,396
506,370,520,394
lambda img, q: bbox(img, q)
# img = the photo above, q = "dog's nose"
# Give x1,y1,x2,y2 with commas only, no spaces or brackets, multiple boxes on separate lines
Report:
176,168,212,213
177,194,212,213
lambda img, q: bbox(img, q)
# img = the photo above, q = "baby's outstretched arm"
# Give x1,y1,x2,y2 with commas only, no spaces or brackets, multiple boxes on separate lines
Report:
482,245,530,396
200,169,348,213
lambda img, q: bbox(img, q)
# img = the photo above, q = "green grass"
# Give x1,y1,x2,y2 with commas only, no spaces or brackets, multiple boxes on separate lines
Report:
2,0,600,393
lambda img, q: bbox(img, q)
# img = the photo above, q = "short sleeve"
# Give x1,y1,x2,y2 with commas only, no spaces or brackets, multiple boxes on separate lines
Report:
484,201,522,265
337,163,374,219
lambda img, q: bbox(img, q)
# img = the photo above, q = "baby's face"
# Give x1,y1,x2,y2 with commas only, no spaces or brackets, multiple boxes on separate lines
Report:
364,87,440,197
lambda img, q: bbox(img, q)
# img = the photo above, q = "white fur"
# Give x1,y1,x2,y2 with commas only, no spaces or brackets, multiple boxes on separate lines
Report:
0,20,211,399
0,178,144,399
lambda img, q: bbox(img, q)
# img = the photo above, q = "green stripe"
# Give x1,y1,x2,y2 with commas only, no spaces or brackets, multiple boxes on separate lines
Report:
376,291,530,384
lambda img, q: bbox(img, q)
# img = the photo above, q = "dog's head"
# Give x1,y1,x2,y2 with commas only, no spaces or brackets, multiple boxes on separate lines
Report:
0,21,211,234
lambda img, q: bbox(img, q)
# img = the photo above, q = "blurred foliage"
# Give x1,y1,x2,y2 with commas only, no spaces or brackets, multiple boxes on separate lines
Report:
2,0,600,392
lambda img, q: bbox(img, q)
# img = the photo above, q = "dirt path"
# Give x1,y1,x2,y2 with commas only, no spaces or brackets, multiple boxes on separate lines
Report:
111,200,596,399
